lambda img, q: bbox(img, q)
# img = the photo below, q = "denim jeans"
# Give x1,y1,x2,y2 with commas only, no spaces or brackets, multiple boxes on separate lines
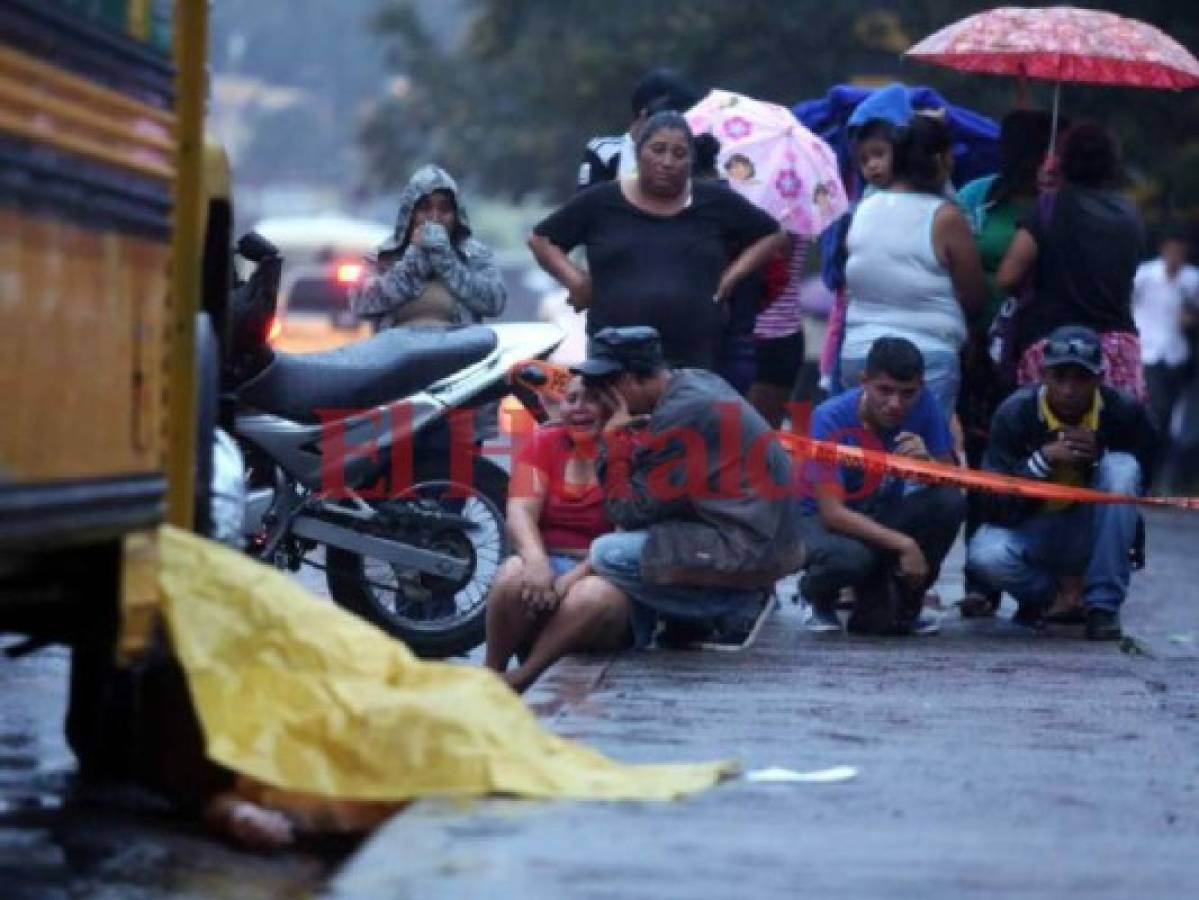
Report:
966,453,1142,612
589,531,764,648
800,485,966,610
840,349,961,423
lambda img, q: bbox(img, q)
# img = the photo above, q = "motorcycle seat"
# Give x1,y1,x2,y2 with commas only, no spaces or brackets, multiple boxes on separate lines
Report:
237,325,498,423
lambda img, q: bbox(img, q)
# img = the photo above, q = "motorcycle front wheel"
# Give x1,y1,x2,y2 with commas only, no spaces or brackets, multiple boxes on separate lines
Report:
325,455,508,658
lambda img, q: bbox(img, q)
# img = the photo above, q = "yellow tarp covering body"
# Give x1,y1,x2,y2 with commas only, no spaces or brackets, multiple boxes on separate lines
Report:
157,526,733,803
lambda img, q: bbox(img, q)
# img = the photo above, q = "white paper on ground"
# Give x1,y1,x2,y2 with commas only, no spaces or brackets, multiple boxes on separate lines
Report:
744,766,858,784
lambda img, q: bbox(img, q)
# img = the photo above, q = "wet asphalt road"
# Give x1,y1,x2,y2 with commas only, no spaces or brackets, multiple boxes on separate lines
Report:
335,509,1199,899
3,508,1198,898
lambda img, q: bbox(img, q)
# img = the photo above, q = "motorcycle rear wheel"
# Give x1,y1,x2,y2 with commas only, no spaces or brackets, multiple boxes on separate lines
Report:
325,455,508,658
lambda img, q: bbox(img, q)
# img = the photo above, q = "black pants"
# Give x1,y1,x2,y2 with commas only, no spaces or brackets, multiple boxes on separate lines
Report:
958,342,1005,601
800,486,966,612
962,435,1000,601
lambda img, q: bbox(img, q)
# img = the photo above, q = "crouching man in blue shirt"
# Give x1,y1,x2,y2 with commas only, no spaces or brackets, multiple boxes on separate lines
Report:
799,337,966,635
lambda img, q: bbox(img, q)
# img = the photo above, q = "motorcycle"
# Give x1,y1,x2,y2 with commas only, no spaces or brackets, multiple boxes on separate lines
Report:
218,232,562,657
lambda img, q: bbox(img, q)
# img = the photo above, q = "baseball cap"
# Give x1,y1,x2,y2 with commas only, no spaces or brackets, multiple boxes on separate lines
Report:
1042,325,1103,375
570,326,665,378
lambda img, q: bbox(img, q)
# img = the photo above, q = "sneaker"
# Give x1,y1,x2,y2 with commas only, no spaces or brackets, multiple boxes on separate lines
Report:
697,592,777,652
909,611,941,636
1085,607,1122,641
801,601,842,634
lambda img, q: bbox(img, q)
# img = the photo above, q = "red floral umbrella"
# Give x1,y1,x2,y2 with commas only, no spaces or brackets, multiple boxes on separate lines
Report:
907,6,1199,147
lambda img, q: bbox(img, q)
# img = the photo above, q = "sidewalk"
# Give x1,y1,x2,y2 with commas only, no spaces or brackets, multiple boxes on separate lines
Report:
331,510,1199,899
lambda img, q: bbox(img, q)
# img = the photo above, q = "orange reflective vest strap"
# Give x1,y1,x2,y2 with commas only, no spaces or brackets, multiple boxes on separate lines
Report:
507,359,1199,513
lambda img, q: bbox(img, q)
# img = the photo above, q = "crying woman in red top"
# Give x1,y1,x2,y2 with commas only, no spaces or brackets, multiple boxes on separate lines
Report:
485,376,628,688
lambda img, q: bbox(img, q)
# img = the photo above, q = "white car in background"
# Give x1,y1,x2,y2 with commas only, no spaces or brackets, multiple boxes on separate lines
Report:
250,215,390,354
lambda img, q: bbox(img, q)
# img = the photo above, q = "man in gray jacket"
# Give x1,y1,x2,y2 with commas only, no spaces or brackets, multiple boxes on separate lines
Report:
582,326,803,649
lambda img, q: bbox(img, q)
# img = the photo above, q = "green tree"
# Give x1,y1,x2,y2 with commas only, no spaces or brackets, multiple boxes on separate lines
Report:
361,0,1199,229
361,0,890,199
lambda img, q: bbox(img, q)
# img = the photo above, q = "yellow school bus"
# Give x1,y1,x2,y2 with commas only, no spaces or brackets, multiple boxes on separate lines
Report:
0,0,216,758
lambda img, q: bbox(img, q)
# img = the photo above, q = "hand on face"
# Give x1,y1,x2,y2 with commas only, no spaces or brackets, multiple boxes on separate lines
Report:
599,384,634,433
416,221,450,250
410,189,456,249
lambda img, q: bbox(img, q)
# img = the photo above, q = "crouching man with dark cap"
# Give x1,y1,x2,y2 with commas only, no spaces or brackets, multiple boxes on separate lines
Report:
967,326,1156,640
493,326,803,692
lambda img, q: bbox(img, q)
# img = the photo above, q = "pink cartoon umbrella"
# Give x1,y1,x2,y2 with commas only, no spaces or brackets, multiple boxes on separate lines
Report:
685,89,849,237
907,6,1199,150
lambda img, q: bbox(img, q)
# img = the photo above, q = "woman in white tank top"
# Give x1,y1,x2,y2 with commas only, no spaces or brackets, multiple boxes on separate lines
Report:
840,117,987,420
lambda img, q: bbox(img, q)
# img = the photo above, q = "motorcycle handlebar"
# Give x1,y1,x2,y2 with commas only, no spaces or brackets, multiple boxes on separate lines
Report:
237,232,279,263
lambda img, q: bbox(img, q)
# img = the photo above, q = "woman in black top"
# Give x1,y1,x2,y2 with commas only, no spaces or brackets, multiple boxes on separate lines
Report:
529,111,786,370
997,122,1147,400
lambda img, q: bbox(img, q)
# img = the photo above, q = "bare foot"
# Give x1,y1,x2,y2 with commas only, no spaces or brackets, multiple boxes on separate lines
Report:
501,668,532,694
205,793,296,851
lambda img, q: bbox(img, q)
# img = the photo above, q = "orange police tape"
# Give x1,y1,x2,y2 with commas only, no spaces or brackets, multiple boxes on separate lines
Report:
508,359,1199,513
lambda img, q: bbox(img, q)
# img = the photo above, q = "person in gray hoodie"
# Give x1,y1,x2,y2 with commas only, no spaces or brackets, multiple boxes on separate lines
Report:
352,164,506,328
